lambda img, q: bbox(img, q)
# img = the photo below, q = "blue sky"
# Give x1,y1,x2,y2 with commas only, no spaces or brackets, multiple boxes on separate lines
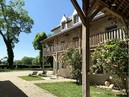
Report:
0,0,81,60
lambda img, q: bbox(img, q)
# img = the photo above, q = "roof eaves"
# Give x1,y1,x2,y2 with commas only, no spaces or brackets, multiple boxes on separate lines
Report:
42,22,82,43
43,12,106,43
51,25,60,32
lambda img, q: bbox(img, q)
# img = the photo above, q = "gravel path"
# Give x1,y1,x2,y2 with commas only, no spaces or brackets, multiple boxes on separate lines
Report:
0,71,57,97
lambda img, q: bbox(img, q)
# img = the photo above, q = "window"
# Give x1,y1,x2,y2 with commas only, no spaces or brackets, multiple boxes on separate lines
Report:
62,22,66,29
73,37,79,41
61,41,65,43
74,14,79,23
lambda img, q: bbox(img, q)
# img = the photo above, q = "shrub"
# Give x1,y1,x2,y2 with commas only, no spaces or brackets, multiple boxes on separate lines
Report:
61,48,82,84
91,39,128,91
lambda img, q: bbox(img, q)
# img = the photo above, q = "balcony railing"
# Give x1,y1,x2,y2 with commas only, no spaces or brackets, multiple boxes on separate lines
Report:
43,28,127,55
90,28,127,47
43,41,79,55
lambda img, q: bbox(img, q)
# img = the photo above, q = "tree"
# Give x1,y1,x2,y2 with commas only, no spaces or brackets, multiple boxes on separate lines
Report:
13,60,22,69
0,56,8,65
32,32,47,68
21,56,34,66
32,55,40,66
14,60,22,65
0,60,1,64
61,48,82,84
91,39,128,93
0,0,34,69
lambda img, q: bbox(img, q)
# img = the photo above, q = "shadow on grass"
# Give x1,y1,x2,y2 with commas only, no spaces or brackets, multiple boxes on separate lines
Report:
72,81,82,86
0,80,28,97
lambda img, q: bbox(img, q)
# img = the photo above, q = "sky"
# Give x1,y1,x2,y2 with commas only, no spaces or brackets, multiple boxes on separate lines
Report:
0,0,82,60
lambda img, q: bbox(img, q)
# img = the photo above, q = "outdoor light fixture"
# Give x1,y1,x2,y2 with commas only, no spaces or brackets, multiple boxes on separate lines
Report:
111,3,116,7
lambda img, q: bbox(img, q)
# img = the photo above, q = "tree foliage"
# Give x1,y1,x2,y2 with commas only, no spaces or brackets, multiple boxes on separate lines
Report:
61,48,82,84
14,56,40,66
32,32,47,68
91,39,128,90
14,60,22,65
0,0,34,68
21,56,34,66
32,32,47,50
32,55,40,66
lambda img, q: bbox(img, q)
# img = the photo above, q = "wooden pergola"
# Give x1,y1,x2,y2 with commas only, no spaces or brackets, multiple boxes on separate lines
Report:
70,0,129,97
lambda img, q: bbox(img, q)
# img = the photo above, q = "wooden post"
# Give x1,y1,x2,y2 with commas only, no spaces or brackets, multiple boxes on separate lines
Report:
52,54,56,75
42,44,45,70
127,25,128,93
82,22,90,97
55,52,58,76
79,29,82,54
82,0,90,97
71,0,101,97
127,24,129,38
71,0,90,97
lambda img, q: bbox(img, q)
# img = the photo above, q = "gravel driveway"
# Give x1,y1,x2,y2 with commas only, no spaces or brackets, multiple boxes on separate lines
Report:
0,71,57,97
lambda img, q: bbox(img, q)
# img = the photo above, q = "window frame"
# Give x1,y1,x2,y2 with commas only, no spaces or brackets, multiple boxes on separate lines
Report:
62,21,66,29
73,14,79,24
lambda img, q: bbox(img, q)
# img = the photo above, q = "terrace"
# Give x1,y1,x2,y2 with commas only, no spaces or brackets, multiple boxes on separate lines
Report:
43,27,127,56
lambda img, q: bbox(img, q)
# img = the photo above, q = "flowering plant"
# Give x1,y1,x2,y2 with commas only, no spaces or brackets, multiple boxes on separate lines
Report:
91,39,128,90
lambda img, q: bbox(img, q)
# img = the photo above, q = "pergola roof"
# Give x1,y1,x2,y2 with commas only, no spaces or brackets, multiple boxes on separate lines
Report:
71,1,129,97
96,0,129,21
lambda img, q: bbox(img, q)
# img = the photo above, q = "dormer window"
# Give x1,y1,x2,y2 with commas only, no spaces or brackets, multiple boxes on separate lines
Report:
74,14,79,23
62,22,66,29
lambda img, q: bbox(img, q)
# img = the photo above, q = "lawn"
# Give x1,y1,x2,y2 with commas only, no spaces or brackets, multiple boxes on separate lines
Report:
36,82,121,97
19,76,43,81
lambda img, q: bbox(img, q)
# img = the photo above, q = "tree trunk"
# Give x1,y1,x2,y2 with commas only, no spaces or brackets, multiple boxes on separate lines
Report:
6,42,14,69
0,30,14,69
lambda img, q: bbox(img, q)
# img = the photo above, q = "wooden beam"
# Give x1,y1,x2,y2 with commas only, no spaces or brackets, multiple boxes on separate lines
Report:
90,5,104,21
82,1,90,97
99,0,129,21
117,0,125,10
70,0,86,25
42,45,45,69
52,53,58,75
82,20,90,97
44,56,50,64
88,0,100,17
120,17,129,37
127,12,129,17
82,0,89,16
105,0,109,3
122,3,129,13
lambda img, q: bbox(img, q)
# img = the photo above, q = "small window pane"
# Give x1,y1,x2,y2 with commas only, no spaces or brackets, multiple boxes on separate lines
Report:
74,15,79,23
62,22,66,29
61,41,65,43
73,37,79,41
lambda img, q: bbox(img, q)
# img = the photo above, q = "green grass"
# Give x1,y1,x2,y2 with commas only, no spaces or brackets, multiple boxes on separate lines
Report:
36,82,121,97
19,76,43,81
